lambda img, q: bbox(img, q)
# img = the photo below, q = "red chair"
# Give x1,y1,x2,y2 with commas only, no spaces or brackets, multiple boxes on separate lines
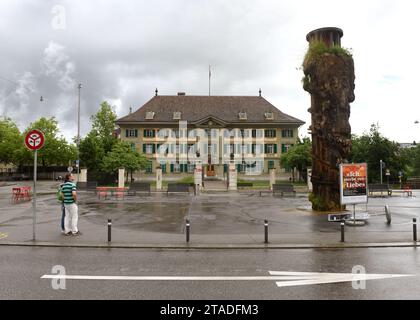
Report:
12,188,23,203
97,187,108,199
114,187,126,200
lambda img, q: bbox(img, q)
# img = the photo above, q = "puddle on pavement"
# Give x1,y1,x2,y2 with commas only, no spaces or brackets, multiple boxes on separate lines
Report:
81,202,190,233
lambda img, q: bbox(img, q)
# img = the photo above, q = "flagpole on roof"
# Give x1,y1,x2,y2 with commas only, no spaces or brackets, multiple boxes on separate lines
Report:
208,65,211,96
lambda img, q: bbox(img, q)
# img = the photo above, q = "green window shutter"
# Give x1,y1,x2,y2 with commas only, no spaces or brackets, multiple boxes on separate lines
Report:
134,129,138,137
282,144,287,153
274,144,278,153
143,144,146,153
125,129,129,138
264,144,267,154
152,144,156,153
236,164,240,172
152,130,156,138
143,130,147,137
170,164,174,173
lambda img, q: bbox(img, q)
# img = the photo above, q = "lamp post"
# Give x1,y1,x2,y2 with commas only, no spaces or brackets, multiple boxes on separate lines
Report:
77,83,82,182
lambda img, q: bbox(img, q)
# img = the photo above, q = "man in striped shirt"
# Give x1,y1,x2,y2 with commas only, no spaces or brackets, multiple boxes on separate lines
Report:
61,173,80,236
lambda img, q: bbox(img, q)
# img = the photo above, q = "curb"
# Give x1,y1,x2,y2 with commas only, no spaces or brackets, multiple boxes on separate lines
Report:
0,241,419,250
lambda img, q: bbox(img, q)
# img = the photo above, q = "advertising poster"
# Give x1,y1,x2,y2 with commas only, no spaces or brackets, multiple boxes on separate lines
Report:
339,163,368,205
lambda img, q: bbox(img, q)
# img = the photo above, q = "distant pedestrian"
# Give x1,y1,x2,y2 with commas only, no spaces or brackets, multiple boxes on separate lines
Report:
61,173,80,236
57,178,65,234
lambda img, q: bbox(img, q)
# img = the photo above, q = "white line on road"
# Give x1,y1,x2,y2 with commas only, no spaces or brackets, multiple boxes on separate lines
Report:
41,271,414,287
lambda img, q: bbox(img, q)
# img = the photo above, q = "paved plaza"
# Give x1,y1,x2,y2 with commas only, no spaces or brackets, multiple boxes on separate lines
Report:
1,181,419,247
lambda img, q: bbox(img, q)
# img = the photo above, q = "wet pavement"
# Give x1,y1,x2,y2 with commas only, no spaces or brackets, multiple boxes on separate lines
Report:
1,181,420,246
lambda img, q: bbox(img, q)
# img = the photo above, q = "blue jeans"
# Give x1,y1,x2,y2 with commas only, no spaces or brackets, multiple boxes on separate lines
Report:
61,202,65,231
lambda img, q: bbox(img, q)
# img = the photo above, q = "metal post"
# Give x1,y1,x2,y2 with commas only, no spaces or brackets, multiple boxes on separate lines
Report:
186,218,190,243
108,219,112,243
32,150,37,241
341,222,345,242
77,83,82,183
380,160,383,185
413,218,417,242
264,219,268,244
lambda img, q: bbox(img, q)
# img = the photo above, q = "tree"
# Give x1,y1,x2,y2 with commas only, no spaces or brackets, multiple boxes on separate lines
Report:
0,118,23,166
280,137,312,182
79,132,106,179
90,101,117,153
25,117,77,168
101,141,147,180
349,124,409,183
79,101,119,181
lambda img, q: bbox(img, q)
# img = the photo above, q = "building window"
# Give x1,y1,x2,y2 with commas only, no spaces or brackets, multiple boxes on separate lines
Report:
265,144,277,154
238,112,247,120
264,129,276,138
130,143,136,150
143,144,154,154
173,112,181,120
187,163,195,173
252,129,264,138
281,144,294,153
125,129,138,138
171,129,181,138
282,129,294,138
146,161,153,173
268,160,275,169
145,111,155,120
144,129,155,138
265,112,274,120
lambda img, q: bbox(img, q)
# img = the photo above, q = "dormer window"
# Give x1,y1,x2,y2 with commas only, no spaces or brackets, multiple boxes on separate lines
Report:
238,112,247,120
173,111,181,120
265,112,274,120
145,111,155,120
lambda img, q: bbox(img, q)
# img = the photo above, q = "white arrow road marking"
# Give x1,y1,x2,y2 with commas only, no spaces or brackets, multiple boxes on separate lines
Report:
41,271,414,287
269,271,413,287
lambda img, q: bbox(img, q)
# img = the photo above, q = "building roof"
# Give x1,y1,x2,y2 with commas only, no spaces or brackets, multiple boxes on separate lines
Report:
115,95,305,126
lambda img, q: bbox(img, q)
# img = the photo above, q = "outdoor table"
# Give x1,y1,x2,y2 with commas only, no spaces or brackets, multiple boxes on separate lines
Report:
11,186,32,203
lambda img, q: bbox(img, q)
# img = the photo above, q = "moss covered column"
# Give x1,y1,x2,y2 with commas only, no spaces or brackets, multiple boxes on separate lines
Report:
302,27,355,211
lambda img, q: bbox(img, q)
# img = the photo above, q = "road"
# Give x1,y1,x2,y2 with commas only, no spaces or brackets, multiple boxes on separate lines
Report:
0,246,419,300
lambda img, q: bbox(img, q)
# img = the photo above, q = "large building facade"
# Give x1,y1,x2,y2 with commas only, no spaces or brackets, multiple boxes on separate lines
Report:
115,93,304,178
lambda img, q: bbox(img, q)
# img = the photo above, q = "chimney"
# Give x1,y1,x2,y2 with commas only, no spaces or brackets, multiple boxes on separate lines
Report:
177,92,186,96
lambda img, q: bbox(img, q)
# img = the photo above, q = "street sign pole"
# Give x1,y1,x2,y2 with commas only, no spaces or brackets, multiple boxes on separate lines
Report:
33,149,37,241
25,129,45,242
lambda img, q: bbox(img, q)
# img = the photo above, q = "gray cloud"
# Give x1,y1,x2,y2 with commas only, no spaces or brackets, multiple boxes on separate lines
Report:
1,0,419,143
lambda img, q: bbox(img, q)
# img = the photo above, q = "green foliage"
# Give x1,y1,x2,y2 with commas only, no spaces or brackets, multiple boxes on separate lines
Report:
405,144,420,177
0,118,23,165
280,137,312,181
80,101,119,179
349,124,409,183
25,117,77,167
101,141,147,174
303,40,352,68
90,101,117,153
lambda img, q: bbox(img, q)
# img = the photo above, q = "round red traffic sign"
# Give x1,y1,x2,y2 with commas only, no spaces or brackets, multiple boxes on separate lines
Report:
25,129,45,151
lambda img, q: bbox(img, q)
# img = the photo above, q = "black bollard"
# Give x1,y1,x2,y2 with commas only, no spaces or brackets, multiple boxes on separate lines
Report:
264,219,269,244
413,218,417,242
341,222,345,242
108,219,112,243
186,218,190,243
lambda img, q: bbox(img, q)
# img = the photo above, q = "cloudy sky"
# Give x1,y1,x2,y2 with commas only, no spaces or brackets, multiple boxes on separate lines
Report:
1,0,419,143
